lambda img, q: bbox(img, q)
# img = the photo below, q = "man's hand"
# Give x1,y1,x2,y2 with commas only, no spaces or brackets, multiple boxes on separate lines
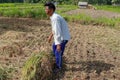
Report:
48,33,53,43
57,44,61,52
48,36,51,43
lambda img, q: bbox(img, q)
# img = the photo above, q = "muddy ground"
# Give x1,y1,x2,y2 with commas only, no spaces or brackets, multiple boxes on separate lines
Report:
0,9,120,80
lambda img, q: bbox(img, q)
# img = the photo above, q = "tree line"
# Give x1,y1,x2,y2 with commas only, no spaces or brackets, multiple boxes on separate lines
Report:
0,0,120,5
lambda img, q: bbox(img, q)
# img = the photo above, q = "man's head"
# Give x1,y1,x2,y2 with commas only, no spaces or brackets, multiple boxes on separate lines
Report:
44,2,56,16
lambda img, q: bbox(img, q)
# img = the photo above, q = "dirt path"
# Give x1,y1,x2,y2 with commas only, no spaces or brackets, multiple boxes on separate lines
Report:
65,9,120,18
0,17,120,80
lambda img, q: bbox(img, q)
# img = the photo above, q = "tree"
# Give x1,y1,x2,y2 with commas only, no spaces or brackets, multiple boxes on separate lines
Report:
112,0,120,4
0,0,119,4
0,0,24,3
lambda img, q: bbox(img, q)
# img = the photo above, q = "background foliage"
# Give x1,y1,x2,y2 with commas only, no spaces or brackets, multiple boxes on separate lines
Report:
0,0,120,5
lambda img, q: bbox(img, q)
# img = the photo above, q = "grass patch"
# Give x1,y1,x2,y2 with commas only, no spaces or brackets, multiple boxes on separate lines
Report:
95,5,120,13
0,4,119,29
0,7,46,19
62,14,92,24
62,13,120,29
57,5,120,29
0,3,42,7
0,3,46,19
93,17,120,27
57,4,77,13
57,4,77,9
0,3,15,7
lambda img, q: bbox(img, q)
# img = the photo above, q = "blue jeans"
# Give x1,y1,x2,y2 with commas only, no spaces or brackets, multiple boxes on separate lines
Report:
52,40,68,69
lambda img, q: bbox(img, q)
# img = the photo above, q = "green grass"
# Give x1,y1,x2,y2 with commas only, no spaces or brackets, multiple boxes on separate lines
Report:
0,3,15,7
0,3,42,7
60,12,120,29
62,14,92,23
0,4,46,19
57,5,120,29
57,4,77,13
56,4,120,28
0,3,119,29
58,4,77,9
95,5,120,13
93,17,120,27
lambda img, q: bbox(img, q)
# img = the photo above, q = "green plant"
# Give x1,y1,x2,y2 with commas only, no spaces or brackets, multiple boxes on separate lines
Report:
95,5,120,13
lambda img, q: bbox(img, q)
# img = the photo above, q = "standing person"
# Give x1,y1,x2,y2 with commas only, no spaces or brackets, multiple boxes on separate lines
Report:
44,2,70,70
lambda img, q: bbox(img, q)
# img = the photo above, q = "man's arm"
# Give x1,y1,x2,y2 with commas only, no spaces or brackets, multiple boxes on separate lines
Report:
53,19,62,52
48,32,61,52
48,32,53,43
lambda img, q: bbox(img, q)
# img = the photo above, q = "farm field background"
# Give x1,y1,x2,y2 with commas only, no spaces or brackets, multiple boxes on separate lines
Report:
0,3,120,80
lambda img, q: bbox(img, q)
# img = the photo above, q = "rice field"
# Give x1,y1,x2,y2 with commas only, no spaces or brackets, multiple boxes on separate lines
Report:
96,5,120,13
0,3,119,28
0,3,120,80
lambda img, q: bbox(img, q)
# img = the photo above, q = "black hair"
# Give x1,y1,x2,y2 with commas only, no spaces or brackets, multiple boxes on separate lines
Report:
44,2,56,12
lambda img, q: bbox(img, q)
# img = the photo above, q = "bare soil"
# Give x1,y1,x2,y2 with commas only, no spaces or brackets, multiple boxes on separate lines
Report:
0,15,120,80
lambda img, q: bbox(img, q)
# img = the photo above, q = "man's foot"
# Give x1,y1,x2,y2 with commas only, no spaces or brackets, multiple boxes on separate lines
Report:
53,68,60,73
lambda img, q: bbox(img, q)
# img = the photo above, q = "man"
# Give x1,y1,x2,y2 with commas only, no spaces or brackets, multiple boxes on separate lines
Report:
44,2,70,70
